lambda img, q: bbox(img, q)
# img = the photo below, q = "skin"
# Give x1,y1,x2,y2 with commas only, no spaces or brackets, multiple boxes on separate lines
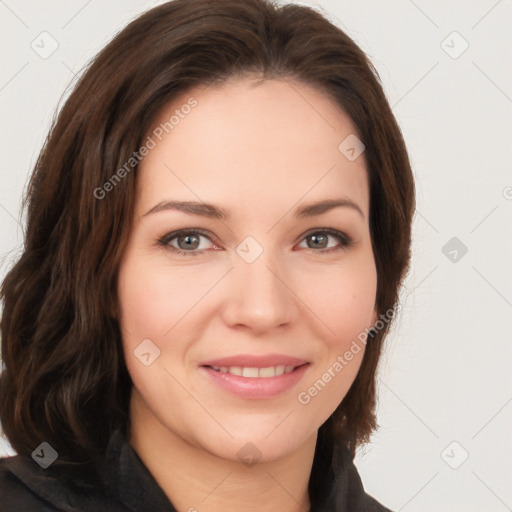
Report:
117,76,378,512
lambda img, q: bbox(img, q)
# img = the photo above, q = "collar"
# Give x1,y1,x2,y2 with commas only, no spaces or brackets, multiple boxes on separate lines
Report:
97,430,176,511
2,429,386,511
99,430,374,512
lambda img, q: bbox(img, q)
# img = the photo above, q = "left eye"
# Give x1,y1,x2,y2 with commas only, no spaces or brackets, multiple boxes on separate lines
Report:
158,228,352,256
159,230,217,255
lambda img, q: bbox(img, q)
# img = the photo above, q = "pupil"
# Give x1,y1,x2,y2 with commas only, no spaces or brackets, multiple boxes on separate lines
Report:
311,234,326,248
181,234,198,249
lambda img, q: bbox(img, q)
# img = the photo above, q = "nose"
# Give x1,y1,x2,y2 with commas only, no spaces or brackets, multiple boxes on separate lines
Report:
221,250,296,334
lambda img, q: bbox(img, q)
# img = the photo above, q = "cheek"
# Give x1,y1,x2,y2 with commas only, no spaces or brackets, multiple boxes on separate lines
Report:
287,256,376,409
294,264,376,417
116,255,190,405
116,252,218,391
117,254,200,340
118,272,162,340
300,257,377,348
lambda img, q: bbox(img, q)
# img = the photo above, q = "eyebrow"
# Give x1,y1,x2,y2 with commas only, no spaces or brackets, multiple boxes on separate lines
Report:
142,197,364,220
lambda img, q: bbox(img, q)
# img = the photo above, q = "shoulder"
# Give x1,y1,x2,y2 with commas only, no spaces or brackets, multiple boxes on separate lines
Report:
311,438,393,512
0,455,55,511
336,444,394,512
364,494,394,512
0,454,126,512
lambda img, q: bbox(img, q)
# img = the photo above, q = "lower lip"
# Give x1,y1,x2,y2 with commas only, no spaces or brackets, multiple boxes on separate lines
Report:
200,364,310,399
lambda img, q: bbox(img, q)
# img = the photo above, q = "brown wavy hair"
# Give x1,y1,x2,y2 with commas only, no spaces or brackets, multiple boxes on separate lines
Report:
0,0,414,497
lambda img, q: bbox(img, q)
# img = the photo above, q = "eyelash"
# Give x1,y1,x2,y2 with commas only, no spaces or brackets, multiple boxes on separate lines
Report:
157,228,353,257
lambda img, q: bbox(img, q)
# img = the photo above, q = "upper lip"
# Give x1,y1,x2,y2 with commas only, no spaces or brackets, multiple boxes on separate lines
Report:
200,354,309,368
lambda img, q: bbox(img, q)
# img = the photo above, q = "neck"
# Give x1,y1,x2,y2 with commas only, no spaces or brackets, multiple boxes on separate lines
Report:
128,391,315,512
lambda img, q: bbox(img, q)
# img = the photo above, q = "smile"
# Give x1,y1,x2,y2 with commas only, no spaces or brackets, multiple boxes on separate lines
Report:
208,365,299,378
199,357,310,399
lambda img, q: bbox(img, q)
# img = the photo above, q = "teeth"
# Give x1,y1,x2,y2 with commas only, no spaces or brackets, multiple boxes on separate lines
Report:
209,365,298,378
243,367,259,378
259,366,277,378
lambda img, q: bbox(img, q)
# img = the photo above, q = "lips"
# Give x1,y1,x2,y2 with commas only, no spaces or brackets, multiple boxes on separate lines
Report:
200,354,308,368
199,354,310,399
209,365,297,378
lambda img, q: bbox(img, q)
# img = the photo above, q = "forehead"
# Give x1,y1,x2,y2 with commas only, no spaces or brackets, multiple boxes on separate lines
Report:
136,77,370,220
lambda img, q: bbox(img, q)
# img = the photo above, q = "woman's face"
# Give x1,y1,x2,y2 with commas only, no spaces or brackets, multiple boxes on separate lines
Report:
117,77,377,462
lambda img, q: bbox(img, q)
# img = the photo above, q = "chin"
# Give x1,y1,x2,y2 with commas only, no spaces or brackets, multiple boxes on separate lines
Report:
196,420,314,464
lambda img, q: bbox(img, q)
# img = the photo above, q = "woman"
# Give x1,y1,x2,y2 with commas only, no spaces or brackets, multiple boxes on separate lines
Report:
0,0,414,510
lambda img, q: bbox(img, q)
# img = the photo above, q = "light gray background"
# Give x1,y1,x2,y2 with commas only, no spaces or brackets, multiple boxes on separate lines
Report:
1,1,511,511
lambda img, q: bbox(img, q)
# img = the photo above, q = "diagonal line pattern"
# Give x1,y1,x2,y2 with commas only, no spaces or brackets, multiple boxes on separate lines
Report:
265,470,309,511
61,61,77,78
405,266,438,298
61,0,93,29
472,61,512,105
200,471,233,503
392,62,439,109
471,0,503,30
407,0,439,29
472,471,512,511
119,323,134,341
0,62,29,93
0,0,29,28
398,472,439,511
470,205,499,233
416,211,439,234
471,266,512,308
380,379,439,438
0,203,22,228
163,367,234,438
265,410,294,439
472,397,512,439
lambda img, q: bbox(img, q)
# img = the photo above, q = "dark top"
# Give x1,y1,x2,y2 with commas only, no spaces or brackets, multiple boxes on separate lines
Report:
0,431,392,511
